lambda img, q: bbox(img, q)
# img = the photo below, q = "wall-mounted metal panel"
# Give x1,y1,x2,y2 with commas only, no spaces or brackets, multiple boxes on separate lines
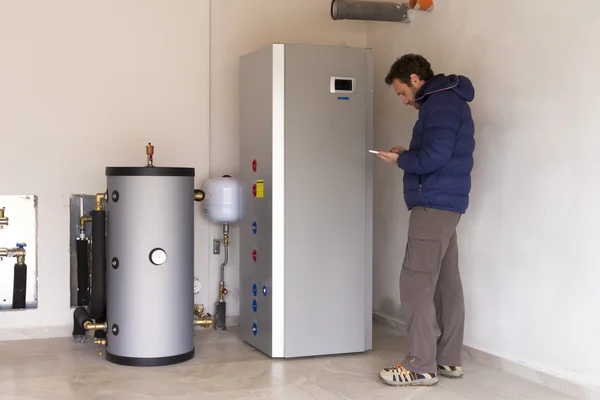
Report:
0,195,38,310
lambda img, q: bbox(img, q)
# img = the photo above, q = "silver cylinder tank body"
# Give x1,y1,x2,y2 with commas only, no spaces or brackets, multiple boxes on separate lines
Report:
105,166,195,366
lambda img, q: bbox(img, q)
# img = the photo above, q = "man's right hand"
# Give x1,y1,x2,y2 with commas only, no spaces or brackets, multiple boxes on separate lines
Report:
389,146,406,153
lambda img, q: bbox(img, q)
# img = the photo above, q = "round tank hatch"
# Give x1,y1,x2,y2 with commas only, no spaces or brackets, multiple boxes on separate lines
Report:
149,248,167,265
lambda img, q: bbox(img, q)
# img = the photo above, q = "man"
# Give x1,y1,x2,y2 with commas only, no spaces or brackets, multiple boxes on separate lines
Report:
376,54,475,387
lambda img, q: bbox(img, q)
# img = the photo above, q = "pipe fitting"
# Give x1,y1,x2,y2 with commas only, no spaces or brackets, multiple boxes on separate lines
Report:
194,318,214,328
79,215,92,239
0,208,8,229
146,142,155,167
194,304,214,329
79,215,92,229
84,321,107,331
194,304,206,316
219,282,228,302
0,245,26,266
194,189,205,202
95,192,106,211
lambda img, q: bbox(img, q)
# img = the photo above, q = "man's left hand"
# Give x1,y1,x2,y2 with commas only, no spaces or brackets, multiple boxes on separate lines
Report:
376,151,401,164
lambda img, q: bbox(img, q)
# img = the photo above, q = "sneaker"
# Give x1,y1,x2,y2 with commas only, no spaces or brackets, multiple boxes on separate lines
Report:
379,364,439,387
437,363,464,378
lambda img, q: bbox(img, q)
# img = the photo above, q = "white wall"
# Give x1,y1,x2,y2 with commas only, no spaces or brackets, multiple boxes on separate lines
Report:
0,1,211,338
367,0,600,390
207,0,367,319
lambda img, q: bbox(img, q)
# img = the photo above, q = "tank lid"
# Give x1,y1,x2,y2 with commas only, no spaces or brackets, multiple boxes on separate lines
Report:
105,166,195,177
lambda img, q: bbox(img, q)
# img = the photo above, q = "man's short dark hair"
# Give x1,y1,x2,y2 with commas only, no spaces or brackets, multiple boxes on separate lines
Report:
384,54,435,86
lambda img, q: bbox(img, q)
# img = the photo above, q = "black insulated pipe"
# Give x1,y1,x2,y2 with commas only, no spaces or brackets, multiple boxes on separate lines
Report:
72,306,92,336
215,302,226,331
89,210,106,321
76,239,90,306
330,0,411,22
12,263,26,309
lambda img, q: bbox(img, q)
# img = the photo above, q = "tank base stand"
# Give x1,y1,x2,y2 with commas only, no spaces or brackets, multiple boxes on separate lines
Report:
106,348,195,367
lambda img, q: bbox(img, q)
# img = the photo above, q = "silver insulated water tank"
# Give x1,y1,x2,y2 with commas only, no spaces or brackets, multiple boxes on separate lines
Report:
105,166,195,366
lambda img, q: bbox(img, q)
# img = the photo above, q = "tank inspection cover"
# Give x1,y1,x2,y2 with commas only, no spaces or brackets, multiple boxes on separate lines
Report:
149,248,167,265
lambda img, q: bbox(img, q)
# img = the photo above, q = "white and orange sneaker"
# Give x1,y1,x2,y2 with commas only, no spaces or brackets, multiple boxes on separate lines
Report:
379,364,439,387
437,363,464,378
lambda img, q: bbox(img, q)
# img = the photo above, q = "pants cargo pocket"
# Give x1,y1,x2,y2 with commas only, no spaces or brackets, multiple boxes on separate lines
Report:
402,236,442,274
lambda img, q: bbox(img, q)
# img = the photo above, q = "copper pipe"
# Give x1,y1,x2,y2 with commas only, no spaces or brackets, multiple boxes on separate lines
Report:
219,224,230,302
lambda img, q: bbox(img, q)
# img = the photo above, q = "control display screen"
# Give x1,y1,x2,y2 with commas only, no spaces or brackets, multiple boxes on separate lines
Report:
334,79,353,92
330,76,356,94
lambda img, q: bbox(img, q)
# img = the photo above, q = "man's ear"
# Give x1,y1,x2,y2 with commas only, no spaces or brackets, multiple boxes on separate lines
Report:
410,73,420,86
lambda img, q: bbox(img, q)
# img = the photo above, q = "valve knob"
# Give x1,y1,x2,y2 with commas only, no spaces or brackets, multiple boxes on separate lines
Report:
16,243,26,249
222,288,228,295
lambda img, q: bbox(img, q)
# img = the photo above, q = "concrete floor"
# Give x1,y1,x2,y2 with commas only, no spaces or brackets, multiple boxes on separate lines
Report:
0,323,573,399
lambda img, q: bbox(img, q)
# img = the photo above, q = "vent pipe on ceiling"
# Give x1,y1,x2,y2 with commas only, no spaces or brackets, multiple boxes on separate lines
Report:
330,0,411,23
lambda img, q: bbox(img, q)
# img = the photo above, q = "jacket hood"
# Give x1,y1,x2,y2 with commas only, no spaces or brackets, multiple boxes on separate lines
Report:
416,74,475,103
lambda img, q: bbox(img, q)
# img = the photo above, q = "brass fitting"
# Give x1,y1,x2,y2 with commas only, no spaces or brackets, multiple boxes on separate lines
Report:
193,304,213,329
84,321,107,331
79,215,92,228
194,304,205,316
194,318,213,328
0,247,26,266
0,208,7,229
219,282,228,302
194,190,205,202
95,192,106,211
146,142,154,166
94,338,107,345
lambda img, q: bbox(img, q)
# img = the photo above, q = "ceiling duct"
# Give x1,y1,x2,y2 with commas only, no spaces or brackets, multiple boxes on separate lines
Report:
330,0,411,23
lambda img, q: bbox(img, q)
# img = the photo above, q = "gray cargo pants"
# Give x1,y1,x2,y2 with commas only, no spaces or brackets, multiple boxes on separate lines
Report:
400,207,464,374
